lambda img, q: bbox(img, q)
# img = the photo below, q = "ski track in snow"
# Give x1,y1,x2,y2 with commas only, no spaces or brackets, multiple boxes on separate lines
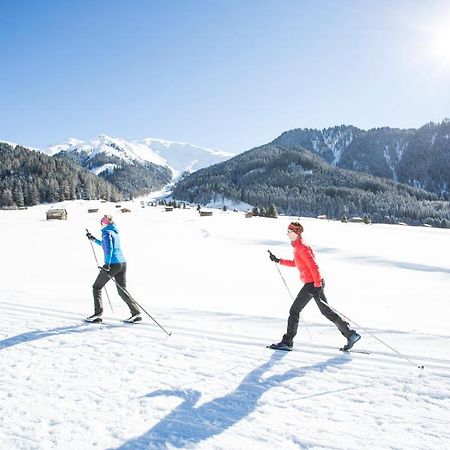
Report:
1,301,449,450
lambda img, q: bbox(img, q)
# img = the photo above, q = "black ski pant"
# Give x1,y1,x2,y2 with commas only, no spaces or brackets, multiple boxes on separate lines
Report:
282,280,353,345
92,262,140,316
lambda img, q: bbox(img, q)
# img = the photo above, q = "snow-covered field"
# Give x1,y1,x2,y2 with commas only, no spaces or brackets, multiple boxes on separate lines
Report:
1,200,449,450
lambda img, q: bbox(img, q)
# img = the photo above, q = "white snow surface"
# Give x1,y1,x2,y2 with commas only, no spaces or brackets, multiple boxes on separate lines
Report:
91,163,119,176
1,140,20,148
42,135,235,179
1,200,449,450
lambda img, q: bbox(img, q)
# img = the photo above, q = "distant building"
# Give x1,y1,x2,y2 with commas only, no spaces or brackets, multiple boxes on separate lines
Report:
46,209,68,220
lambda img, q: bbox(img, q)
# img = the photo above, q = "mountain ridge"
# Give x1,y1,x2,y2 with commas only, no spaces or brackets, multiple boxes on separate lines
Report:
272,119,450,197
41,134,235,179
172,142,450,227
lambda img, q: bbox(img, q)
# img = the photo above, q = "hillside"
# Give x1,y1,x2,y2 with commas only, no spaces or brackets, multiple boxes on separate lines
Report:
0,142,123,207
55,149,172,200
45,134,235,198
172,144,450,227
272,120,450,198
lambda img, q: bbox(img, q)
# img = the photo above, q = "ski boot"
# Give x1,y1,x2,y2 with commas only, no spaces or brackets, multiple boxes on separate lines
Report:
85,313,102,324
341,332,361,351
267,341,293,351
124,314,142,324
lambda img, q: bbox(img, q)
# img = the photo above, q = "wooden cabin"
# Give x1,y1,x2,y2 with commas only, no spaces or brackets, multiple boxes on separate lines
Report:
46,209,68,220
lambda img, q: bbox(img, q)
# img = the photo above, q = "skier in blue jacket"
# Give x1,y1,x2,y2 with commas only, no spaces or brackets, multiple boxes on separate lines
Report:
85,214,141,323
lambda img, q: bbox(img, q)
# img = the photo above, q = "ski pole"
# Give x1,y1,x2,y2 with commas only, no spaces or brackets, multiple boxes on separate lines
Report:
99,267,172,337
86,228,114,313
314,296,424,370
268,250,312,339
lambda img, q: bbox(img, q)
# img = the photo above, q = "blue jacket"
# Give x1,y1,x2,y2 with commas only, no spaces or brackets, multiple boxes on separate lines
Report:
94,223,126,264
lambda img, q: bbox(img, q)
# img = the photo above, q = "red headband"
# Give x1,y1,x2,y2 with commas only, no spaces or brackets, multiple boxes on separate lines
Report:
288,223,303,234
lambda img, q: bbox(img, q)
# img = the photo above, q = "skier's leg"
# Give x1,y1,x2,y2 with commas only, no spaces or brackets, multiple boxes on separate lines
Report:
282,284,312,345
113,263,141,316
92,270,110,315
314,287,353,338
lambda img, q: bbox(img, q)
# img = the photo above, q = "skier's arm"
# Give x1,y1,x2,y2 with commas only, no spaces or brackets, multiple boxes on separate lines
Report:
279,258,295,267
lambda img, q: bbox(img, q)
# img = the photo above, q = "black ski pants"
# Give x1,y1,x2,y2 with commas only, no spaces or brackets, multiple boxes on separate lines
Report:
282,280,353,345
92,262,140,316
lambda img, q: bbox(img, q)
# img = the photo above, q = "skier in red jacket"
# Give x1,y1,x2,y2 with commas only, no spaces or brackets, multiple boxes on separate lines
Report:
268,221,361,351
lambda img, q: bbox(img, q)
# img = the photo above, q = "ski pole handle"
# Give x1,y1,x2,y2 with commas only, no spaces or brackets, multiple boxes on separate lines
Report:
267,250,280,263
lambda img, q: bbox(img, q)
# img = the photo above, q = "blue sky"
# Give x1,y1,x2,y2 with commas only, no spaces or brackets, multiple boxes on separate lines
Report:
1,0,450,153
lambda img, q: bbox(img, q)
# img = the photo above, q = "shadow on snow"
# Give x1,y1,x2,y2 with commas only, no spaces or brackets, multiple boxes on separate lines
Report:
0,323,120,350
114,352,350,449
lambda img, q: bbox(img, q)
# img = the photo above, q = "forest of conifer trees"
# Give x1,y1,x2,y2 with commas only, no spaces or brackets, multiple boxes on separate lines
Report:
0,143,123,208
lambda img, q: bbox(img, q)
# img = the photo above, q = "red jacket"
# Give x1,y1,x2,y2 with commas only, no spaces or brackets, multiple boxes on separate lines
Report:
279,237,323,287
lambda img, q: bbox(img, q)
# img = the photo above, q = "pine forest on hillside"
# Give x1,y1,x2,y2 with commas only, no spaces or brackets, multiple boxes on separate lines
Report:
2,119,450,228
55,150,172,200
172,144,450,228
0,143,123,207
273,120,450,198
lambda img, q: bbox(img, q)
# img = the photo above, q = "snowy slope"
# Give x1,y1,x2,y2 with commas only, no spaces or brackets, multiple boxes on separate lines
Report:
42,135,235,178
0,201,449,449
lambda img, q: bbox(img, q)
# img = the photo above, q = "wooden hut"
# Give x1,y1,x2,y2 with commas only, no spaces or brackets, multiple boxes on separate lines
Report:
46,209,68,220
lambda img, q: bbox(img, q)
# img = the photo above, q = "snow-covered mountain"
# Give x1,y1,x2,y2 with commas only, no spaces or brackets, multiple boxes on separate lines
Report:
272,120,450,196
43,134,235,179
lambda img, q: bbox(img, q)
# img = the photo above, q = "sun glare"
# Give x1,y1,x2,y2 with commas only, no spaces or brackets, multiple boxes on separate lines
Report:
428,23,450,70
417,11,450,74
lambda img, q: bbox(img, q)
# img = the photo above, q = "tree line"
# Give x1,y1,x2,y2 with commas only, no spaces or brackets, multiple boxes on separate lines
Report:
0,143,123,208
172,144,450,228
55,151,172,200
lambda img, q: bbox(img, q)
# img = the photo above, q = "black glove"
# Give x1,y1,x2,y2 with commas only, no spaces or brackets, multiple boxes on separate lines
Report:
311,286,323,299
268,250,280,263
102,264,111,272
86,231,95,241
